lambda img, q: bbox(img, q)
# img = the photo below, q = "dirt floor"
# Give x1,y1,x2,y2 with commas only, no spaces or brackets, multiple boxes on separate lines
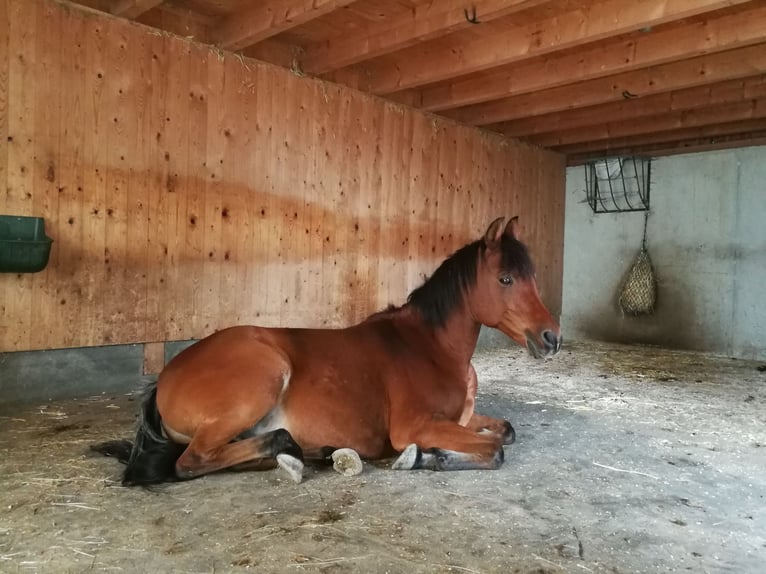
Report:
1,340,765,574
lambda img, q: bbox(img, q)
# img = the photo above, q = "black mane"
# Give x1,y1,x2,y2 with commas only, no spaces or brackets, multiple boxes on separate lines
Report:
406,235,535,327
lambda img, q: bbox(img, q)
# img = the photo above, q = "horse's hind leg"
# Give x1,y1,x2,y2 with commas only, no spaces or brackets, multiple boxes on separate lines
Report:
176,428,305,483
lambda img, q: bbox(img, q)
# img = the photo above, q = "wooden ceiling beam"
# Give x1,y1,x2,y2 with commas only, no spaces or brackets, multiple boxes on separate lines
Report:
529,98,766,147
565,132,766,165
212,0,356,52
300,0,550,75
445,43,766,125
135,3,216,42
414,4,766,112
110,0,164,19
329,0,752,95
243,39,302,70
494,75,766,138
554,118,766,156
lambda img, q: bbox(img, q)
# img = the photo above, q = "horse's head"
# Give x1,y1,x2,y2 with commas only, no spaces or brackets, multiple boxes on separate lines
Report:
472,216,562,359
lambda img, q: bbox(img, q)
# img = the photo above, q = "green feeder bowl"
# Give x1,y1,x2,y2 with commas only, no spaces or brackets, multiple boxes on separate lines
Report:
0,215,54,273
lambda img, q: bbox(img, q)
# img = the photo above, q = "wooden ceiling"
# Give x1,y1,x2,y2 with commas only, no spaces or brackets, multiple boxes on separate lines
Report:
72,0,766,164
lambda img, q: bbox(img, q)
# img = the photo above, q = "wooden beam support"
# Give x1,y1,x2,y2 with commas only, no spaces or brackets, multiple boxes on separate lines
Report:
529,98,766,147
554,118,766,156
493,76,766,138
212,0,356,52
243,38,302,70
301,0,550,75
328,0,752,95
444,43,766,126
143,342,165,375
414,3,766,112
565,132,766,165
110,0,164,19
136,3,216,41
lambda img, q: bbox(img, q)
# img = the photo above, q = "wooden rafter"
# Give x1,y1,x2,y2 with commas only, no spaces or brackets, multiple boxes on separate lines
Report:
328,0,752,95
445,43,766,126
567,133,766,165
555,118,766,155
529,98,766,147
243,39,301,70
300,0,550,75
212,0,356,52
65,0,766,159
136,3,215,41
412,4,766,112
110,0,163,19
495,76,766,138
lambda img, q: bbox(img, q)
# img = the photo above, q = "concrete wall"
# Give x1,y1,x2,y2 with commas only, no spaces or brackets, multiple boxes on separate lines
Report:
0,344,150,405
0,341,199,406
561,146,766,360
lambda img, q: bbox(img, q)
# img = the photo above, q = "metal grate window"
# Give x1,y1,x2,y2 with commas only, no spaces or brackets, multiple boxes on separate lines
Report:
584,157,651,213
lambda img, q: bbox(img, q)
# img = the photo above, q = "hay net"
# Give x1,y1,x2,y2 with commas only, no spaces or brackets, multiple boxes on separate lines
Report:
619,246,656,315
618,211,657,315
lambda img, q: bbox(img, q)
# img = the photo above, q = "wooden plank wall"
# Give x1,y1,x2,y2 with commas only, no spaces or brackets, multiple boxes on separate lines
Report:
0,0,565,352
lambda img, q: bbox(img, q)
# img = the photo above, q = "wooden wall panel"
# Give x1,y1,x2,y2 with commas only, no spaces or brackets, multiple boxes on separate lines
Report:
0,0,565,352
0,0,8,348
0,0,7,202
2,0,37,349
34,0,64,349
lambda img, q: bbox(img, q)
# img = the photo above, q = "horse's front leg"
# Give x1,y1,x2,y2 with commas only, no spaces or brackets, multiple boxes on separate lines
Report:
457,364,478,425
389,417,504,471
458,364,515,445
465,413,515,445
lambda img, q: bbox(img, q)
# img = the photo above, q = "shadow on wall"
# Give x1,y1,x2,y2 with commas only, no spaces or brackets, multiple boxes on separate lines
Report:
578,268,729,354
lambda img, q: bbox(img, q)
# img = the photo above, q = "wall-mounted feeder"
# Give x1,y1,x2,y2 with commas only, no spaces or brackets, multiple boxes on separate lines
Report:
0,215,54,273
584,156,651,214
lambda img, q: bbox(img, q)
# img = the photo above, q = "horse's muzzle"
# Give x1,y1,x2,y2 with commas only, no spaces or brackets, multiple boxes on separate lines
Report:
526,330,562,359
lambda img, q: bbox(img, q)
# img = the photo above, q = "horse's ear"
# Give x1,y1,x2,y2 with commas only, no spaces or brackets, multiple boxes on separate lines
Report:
483,217,506,247
504,216,521,240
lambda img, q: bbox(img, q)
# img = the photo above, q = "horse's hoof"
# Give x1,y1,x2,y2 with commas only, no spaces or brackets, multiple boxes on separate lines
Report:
503,421,516,445
391,443,420,470
276,453,304,484
331,448,363,476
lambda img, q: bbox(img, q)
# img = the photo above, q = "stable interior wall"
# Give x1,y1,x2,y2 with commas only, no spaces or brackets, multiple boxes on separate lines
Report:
0,0,565,353
561,145,766,360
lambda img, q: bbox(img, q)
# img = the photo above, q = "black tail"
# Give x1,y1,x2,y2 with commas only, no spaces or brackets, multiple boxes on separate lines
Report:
91,383,185,486
90,439,133,463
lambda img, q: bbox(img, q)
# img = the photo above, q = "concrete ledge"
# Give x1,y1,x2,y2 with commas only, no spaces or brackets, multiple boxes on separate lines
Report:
0,344,150,405
0,340,200,406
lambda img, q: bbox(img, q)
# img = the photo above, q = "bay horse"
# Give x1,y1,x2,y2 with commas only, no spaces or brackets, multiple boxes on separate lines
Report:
93,216,561,485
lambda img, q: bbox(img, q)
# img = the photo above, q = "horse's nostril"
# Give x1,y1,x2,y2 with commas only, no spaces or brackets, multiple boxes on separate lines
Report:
542,330,558,350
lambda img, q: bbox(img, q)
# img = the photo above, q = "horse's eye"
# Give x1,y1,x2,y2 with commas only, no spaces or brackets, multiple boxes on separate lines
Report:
499,275,513,286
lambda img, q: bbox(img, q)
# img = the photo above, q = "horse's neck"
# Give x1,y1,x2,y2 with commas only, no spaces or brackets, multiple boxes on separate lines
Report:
392,303,480,367
431,305,481,367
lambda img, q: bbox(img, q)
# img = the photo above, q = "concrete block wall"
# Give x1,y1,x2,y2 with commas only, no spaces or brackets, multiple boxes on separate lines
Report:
561,146,766,360
0,341,199,406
